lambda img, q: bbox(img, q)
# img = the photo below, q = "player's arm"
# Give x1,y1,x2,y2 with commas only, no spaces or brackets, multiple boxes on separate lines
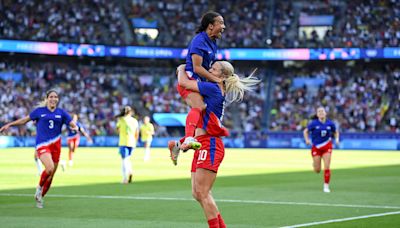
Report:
68,120,78,132
135,123,139,142
177,65,200,92
0,116,31,133
303,128,311,145
80,127,93,143
334,130,340,145
192,54,221,83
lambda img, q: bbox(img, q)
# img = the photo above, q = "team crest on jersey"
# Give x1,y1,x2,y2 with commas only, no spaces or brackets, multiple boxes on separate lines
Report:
41,114,46,117
327,126,331,130
316,126,320,129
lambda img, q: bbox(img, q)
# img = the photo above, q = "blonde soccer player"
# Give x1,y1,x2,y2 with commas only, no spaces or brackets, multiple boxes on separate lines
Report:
140,116,155,161
116,106,139,184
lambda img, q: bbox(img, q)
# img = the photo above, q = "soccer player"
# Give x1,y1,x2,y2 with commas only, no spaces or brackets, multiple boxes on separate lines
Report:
0,89,78,208
177,11,225,150
140,116,155,162
303,107,340,193
116,106,139,184
66,113,93,166
171,61,260,228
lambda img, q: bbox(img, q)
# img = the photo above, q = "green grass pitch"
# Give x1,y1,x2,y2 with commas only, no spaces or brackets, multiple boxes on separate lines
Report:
1,147,400,227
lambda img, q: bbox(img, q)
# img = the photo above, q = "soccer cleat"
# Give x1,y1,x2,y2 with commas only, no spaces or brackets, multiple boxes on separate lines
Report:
35,186,44,208
168,140,180,166
323,183,331,193
180,137,202,151
128,174,133,183
60,160,66,172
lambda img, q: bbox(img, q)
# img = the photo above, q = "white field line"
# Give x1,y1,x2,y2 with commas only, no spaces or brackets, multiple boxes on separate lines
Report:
280,210,400,228
1,193,400,210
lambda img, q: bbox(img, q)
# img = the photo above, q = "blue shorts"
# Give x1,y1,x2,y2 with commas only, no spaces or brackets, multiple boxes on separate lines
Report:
119,146,133,158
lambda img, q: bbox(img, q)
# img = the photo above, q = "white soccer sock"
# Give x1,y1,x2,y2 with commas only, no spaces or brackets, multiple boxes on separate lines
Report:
144,148,150,161
34,158,42,175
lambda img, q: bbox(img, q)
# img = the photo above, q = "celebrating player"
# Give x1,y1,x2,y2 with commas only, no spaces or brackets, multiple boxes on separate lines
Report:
140,116,155,162
170,61,260,228
0,89,78,208
66,113,93,167
177,11,225,150
116,106,139,184
303,106,340,193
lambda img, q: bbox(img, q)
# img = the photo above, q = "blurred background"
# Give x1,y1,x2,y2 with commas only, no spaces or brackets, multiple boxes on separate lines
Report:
0,0,399,150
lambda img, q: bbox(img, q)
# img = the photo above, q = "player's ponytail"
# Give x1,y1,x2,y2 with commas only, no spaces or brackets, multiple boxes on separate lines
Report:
219,61,260,104
196,11,221,33
115,106,132,118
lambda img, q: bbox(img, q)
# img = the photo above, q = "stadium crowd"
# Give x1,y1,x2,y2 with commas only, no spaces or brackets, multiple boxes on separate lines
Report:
0,60,264,137
270,63,400,133
2,0,398,48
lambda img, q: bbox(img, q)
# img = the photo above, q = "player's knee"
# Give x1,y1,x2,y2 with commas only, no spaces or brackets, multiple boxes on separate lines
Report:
313,167,321,173
45,166,55,175
192,189,207,202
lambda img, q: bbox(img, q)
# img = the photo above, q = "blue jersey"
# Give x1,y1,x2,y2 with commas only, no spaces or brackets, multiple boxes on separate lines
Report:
307,119,336,147
67,121,83,137
29,107,72,147
185,31,217,81
198,81,225,130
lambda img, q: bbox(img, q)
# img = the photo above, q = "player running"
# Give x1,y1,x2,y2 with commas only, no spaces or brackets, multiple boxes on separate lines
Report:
303,106,340,193
0,89,78,208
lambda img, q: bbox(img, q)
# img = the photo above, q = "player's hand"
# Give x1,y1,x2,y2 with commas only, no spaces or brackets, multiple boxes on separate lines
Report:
305,139,311,146
176,64,186,76
0,124,10,133
88,138,94,144
335,139,340,146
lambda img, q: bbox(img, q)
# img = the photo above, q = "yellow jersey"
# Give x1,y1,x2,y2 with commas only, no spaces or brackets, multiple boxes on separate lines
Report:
117,116,138,147
140,123,154,141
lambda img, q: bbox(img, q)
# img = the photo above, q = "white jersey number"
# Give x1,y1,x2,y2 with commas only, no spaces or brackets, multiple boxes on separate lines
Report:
49,120,54,129
198,150,208,161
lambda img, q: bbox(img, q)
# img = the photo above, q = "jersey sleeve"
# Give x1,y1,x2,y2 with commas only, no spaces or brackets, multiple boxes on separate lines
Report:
307,121,314,131
62,110,72,125
198,82,220,98
189,37,207,57
29,108,40,121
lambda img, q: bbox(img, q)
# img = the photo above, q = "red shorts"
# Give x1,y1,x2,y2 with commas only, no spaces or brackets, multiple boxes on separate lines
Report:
67,135,80,147
36,138,62,163
177,83,193,99
311,141,332,157
191,135,225,173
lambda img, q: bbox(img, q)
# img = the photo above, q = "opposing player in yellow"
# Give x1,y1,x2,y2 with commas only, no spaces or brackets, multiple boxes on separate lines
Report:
140,116,155,161
116,106,139,184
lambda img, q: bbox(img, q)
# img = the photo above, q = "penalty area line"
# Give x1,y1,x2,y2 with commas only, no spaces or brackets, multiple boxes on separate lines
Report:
280,210,400,228
1,193,400,210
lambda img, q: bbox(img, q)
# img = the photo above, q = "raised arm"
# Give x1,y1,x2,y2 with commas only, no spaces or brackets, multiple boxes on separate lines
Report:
177,64,200,92
192,54,222,83
0,116,31,133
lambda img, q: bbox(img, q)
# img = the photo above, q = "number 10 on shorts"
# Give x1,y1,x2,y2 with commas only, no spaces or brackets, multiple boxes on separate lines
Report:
198,150,208,161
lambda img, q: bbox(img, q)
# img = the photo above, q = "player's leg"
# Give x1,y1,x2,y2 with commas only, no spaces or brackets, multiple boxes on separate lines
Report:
192,169,220,228
34,150,42,176
312,155,322,173
322,152,332,192
144,140,151,161
68,139,75,166
180,92,205,150
126,147,133,183
119,147,128,183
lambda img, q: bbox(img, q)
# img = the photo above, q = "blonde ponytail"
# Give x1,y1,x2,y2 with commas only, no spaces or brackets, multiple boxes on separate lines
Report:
218,61,260,103
35,99,47,108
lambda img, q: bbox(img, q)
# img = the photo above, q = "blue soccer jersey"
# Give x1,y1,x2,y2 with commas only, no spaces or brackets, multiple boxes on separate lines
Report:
67,121,83,138
307,119,337,148
185,31,217,81
29,107,72,147
197,82,225,131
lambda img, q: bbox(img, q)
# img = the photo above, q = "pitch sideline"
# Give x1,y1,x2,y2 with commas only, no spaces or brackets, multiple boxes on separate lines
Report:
1,193,400,210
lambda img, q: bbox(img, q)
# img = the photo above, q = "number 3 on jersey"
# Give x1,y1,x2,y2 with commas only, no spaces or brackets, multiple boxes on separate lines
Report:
198,149,208,161
49,120,54,129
